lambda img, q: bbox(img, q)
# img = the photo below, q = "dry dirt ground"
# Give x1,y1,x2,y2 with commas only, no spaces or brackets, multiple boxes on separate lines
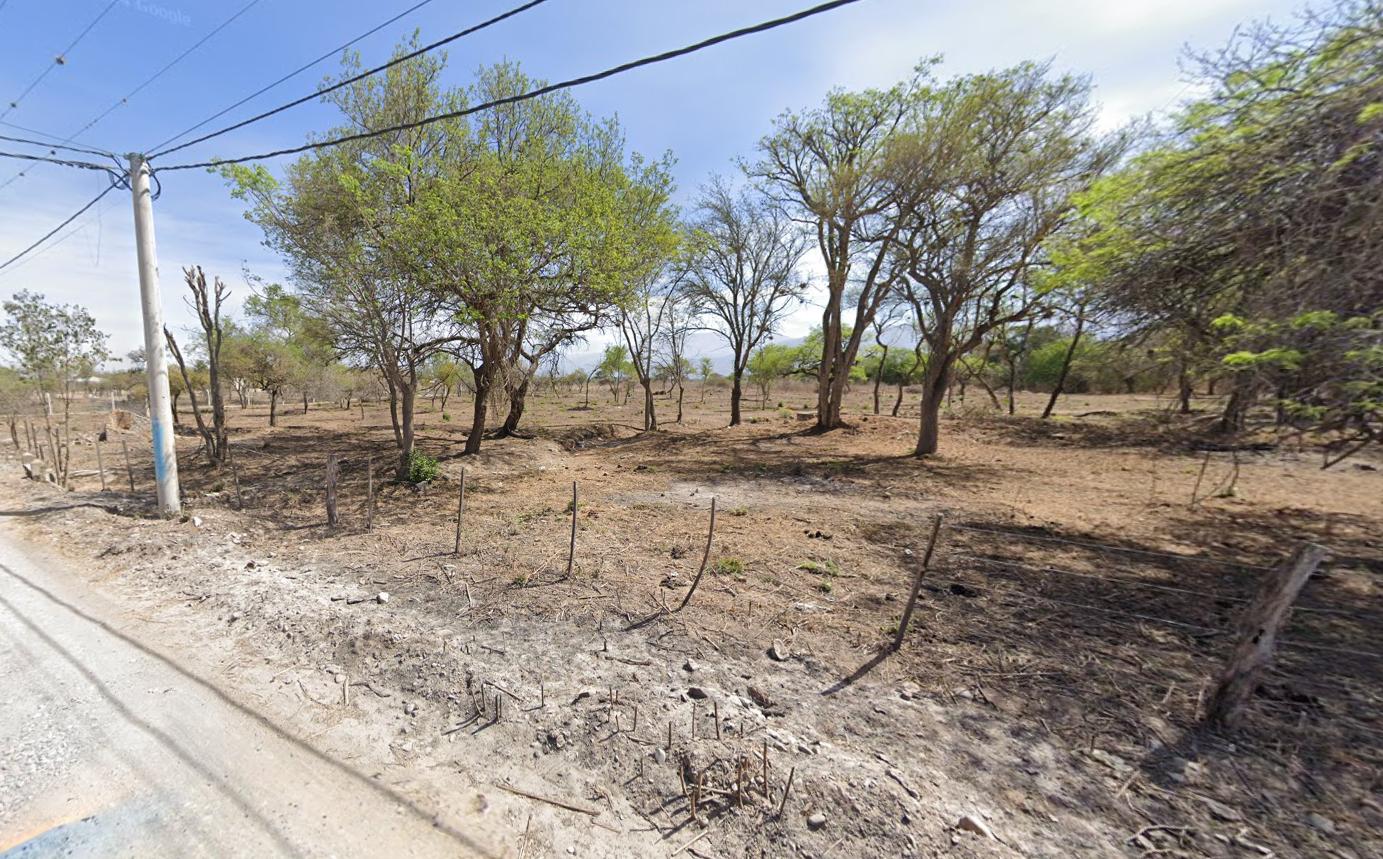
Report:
1,385,1379,858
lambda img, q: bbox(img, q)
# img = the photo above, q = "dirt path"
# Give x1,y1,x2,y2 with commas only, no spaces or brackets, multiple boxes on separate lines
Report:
0,533,493,858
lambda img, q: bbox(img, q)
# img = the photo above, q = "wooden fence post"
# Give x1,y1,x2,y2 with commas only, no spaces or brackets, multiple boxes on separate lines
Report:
95,442,107,491
1205,542,1326,727
365,456,375,531
677,498,717,612
232,462,243,509
121,439,135,492
325,453,339,527
453,467,466,555
565,481,578,579
892,514,945,651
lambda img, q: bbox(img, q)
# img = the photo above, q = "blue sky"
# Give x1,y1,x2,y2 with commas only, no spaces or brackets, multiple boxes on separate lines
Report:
0,0,1302,368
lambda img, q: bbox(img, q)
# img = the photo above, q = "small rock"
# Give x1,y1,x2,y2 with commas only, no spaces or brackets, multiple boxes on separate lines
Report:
403,701,418,717
747,686,774,708
769,640,790,661
1203,797,1242,822
376,592,390,604
191,516,204,528
683,658,697,673
653,747,667,764
1306,812,1335,834
956,814,996,840
807,812,827,830
686,687,708,700
1086,748,1130,775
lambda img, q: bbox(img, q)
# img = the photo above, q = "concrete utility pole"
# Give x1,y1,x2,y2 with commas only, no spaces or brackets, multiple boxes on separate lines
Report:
127,153,181,516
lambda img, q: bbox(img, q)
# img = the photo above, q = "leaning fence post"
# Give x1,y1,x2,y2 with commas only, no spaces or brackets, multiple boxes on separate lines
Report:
453,467,466,555
677,497,717,612
565,480,578,579
121,439,135,492
325,453,339,527
232,462,244,509
1205,543,1326,728
365,456,375,531
892,513,946,651
95,442,107,491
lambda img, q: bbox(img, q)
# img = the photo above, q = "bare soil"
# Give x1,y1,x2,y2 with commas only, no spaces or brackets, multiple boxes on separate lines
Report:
2,385,1379,858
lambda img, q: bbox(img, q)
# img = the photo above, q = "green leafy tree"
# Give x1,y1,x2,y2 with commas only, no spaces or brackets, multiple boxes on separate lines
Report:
890,61,1128,455
746,343,799,408
1058,2,1382,457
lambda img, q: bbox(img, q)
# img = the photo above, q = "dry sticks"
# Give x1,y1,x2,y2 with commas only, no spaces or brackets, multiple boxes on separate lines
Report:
454,467,466,555
365,456,375,530
565,480,578,578
677,497,717,611
324,453,340,526
892,513,945,651
121,439,135,492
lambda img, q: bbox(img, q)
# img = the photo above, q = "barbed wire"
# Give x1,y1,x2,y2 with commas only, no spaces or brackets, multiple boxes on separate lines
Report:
945,522,1275,570
953,552,1379,622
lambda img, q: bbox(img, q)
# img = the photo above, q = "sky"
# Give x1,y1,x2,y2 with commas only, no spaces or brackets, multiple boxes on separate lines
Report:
0,0,1305,370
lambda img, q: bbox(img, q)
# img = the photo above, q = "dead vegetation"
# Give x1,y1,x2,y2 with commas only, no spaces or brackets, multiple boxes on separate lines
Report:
2,387,1379,857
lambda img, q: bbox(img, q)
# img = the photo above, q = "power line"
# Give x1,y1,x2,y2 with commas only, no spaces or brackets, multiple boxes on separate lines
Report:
0,180,123,272
151,0,551,160
0,133,115,158
0,189,113,282
153,0,870,171
0,148,118,173
0,0,264,193
68,0,266,144
147,0,443,155
0,0,122,122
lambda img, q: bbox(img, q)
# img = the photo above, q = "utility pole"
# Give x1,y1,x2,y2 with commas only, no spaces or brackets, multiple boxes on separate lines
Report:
128,153,181,516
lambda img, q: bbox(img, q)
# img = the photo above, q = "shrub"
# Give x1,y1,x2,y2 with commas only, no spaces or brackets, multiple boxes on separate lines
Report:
797,559,841,577
713,557,744,576
408,451,439,484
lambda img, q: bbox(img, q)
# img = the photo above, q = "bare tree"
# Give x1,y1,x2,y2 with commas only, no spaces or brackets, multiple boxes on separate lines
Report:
684,178,807,426
164,266,231,464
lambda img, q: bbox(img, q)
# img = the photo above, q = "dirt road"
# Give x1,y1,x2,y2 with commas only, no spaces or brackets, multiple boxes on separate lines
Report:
0,534,491,858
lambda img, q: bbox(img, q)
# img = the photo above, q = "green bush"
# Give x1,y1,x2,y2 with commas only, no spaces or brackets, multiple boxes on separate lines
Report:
408,451,439,484
713,557,744,576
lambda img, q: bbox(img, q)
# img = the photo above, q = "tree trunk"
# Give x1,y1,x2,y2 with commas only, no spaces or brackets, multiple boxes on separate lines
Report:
915,354,953,457
730,371,744,427
171,393,181,427
1041,308,1086,420
268,390,278,427
641,377,657,431
872,344,888,415
303,391,309,414
395,381,416,479
675,381,684,423
1218,376,1252,434
814,305,840,431
499,376,531,437
1178,371,1194,414
465,367,492,455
